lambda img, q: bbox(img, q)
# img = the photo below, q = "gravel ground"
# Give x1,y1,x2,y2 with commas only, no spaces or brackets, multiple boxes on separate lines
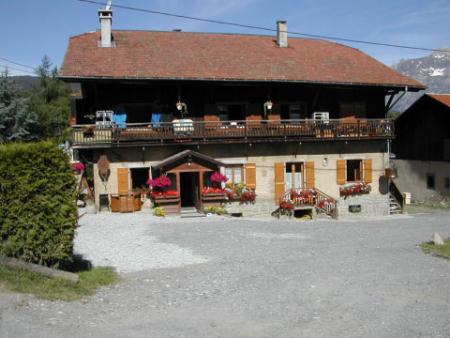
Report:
75,213,208,273
1,212,450,337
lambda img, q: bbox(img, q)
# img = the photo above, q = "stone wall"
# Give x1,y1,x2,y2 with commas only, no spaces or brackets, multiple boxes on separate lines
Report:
393,159,450,203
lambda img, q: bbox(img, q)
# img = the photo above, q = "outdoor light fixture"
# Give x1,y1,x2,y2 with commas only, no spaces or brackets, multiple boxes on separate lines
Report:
264,99,273,111
176,99,188,118
263,98,273,119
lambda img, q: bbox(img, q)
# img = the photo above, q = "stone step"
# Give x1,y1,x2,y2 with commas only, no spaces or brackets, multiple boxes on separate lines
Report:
181,213,206,218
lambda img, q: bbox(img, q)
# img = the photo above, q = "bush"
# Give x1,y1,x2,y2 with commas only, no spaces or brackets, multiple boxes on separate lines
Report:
0,142,77,267
153,206,166,217
204,206,227,215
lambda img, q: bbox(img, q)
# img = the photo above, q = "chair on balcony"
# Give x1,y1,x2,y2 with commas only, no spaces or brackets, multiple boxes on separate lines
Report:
114,113,127,129
151,113,162,128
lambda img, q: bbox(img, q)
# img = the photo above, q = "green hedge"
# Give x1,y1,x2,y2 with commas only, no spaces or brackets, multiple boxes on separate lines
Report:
0,142,77,266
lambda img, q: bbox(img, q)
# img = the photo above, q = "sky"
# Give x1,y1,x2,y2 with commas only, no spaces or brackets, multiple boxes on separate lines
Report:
0,0,449,75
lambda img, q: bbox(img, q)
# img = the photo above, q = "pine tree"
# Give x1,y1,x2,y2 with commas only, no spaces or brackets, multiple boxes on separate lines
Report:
28,56,71,143
0,70,40,143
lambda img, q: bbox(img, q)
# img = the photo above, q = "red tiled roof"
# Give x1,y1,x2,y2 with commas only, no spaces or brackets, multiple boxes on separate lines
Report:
428,94,450,107
60,30,425,89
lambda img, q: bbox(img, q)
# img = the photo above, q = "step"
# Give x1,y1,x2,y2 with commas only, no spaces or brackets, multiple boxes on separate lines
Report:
181,213,206,218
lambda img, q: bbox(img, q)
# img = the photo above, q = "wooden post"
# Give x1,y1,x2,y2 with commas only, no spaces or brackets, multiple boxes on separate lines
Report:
176,171,181,210
199,171,204,210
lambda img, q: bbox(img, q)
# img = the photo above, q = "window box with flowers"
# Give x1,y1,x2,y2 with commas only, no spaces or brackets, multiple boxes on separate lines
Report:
224,182,257,204
147,175,179,200
339,182,371,199
202,172,228,203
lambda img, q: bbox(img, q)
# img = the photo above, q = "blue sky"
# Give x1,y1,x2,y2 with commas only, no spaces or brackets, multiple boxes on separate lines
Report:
0,0,449,75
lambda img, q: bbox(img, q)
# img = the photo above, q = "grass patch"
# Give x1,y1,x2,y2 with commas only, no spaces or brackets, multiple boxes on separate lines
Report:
406,202,450,214
420,237,450,260
0,265,119,301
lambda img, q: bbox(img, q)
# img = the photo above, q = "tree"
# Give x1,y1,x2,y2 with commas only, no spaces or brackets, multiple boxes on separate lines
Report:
28,56,71,143
0,70,40,143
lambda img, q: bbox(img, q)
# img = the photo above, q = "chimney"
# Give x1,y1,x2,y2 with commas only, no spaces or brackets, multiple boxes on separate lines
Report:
277,20,288,48
98,0,113,47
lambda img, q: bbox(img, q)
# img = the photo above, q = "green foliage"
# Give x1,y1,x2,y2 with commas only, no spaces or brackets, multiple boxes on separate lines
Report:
204,206,227,215
420,238,450,259
0,265,118,301
0,142,78,266
153,206,166,217
0,71,40,142
27,56,71,143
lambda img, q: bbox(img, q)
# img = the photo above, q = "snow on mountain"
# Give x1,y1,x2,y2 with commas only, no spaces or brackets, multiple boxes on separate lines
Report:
392,48,450,112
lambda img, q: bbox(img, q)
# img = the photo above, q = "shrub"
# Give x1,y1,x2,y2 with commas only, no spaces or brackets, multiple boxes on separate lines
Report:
0,142,77,267
204,206,227,215
153,206,166,217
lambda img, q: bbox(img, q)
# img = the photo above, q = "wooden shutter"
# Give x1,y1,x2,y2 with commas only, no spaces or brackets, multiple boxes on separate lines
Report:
117,168,129,195
364,159,373,183
336,160,346,185
305,161,315,188
245,163,256,189
274,163,285,203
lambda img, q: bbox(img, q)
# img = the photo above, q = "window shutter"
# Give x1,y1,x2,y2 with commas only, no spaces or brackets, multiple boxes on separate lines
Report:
305,161,315,188
274,163,285,203
336,160,346,185
364,159,373,183
245,163,256,189
117,168,129,195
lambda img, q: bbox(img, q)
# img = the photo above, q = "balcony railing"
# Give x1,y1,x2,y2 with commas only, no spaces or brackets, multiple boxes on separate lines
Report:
71,118,394,148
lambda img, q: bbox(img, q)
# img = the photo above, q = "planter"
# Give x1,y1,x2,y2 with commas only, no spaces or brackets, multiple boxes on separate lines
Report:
110,194,142,212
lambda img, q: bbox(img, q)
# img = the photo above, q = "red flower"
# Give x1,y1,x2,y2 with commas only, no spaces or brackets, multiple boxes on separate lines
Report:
147,175,172,188
72,162,85,173
210,172,228,183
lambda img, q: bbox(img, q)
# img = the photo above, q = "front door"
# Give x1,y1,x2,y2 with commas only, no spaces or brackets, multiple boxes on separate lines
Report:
180,172,200,208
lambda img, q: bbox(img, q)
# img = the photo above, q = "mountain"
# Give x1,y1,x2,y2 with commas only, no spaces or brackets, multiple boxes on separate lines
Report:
391,48,450,112
11,75,39,92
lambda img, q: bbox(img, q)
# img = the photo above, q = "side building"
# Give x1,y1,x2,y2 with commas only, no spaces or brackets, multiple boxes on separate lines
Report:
393,94,450,203
60,4,424,217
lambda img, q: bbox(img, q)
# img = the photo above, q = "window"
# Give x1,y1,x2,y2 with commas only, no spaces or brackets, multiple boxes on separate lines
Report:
339,101,367,118
346,160,363,182
130,168,150,189
285,162,303,189
444,177,450,189
225,165,244,184
426,173,435,190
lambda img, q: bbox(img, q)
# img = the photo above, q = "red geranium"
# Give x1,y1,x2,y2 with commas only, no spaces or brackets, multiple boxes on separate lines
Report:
210,172,228,184
72,162,85,173
147,175,172,188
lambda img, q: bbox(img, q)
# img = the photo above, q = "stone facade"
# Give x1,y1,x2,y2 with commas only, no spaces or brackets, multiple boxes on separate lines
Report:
393,159,450,203
91,140,390,218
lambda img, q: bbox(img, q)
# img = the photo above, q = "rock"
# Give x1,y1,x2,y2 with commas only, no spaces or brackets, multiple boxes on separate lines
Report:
432,233,444,246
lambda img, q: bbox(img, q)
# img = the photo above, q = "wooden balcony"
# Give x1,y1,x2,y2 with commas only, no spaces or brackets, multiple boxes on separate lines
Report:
71,118,394,148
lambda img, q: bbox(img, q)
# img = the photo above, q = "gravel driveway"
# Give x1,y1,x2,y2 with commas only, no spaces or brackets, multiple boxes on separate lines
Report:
1,212,450,337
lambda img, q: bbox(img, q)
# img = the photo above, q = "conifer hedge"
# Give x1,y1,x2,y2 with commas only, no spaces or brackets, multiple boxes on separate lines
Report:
0,142,77,266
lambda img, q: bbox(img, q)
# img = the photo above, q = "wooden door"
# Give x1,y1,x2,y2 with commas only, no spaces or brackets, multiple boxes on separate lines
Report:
117,168,129,195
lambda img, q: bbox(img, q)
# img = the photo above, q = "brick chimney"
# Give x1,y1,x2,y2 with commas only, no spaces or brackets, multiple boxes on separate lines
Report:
98,0,113,47
277,20,288,48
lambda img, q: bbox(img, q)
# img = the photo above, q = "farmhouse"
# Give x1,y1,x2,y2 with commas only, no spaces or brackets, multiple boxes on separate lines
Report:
60,3,424,217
